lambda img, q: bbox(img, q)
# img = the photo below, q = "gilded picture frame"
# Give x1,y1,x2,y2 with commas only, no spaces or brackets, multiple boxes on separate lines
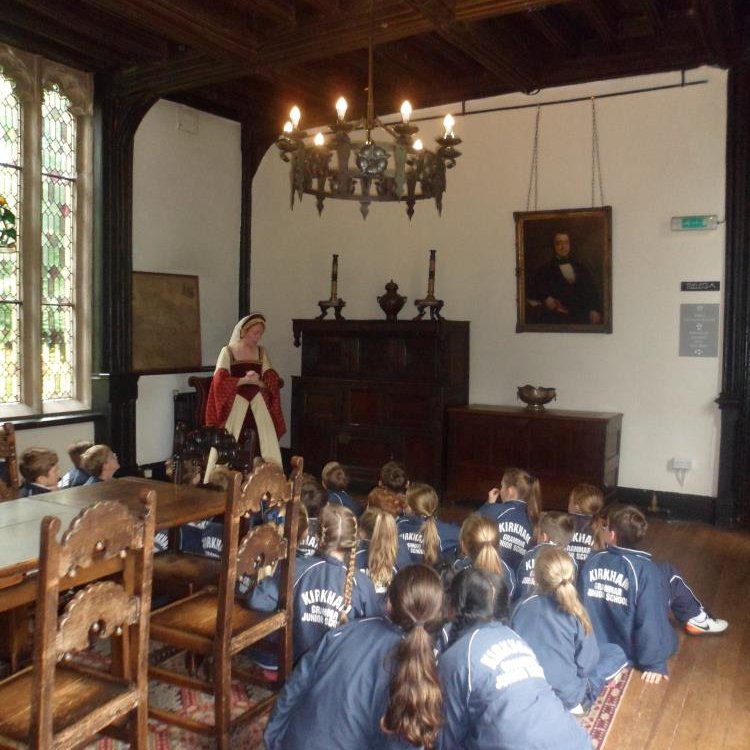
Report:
515,206,612,333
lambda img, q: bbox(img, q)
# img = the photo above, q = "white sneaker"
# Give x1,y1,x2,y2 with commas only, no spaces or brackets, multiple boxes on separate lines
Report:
570,704,585,715
685,611,729,635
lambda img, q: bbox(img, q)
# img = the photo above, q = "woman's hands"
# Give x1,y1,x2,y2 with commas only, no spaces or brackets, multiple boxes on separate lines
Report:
238,370,265,388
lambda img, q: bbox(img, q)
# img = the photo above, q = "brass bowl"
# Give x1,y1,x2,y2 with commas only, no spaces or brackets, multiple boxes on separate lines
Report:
517,385,557,411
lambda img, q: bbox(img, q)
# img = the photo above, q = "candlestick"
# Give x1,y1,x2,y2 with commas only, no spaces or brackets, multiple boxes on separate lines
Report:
427,249,436,297
414,248,444,320
316,253,346,320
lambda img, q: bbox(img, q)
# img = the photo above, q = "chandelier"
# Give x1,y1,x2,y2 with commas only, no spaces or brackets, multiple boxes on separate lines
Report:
275,6,462,220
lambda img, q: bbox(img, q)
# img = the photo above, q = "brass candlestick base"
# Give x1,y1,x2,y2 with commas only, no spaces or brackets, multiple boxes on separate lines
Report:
413,294,444,320
316,297,346,320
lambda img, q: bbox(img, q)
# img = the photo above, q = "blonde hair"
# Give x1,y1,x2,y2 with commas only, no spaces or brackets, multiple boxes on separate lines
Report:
359,507,398,589
405,483,441,567
80,444,114,478
502,468,542,528
534,546,592,635
317,504,358,624
459,514,502,576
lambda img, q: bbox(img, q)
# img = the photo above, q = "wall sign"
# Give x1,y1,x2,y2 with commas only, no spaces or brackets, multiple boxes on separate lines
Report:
681,281,720,292
679,304,719,358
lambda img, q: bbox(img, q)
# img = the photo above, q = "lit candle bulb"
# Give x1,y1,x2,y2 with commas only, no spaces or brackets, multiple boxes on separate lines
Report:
443,113,455,138
314,132,325,147
413,138,423,151
290,106,301,129
283,121,293,134
336,97,348,122
400,100,412,124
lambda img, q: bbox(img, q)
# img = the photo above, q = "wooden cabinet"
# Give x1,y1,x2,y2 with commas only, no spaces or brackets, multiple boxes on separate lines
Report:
291,319,469,491
445,405,622,510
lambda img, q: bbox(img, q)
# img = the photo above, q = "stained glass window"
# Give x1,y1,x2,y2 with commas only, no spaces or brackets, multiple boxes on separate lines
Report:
0,71,22,405
41,85,76,400
0,44,91,417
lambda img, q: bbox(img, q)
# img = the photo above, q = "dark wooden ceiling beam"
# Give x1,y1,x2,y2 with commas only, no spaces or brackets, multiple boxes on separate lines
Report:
402,1,539,91
637,0,665,35
526,7,576,55
115,52,249,96
4,1,163,68
691,0,739,67
258,0,569,66
244,0,296,25
83,0,259,61
576,0,617,45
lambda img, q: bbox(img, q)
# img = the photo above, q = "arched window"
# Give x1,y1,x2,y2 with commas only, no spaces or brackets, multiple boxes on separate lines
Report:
0,44,92,417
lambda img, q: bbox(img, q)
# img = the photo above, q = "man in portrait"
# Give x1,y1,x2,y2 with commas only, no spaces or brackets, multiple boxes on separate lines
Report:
528,231,603,325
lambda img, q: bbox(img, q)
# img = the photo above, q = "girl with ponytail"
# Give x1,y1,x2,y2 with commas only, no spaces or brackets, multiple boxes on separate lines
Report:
453,513,517,599
397,483,459,567
478,467,542,570
357,507,411,604
438,568,592,750
265,565,444,750
249,504,379,665
565,483,609,574
511,546,627,713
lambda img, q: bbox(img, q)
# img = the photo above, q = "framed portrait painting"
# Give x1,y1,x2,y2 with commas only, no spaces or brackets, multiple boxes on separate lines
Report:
515,206,612,333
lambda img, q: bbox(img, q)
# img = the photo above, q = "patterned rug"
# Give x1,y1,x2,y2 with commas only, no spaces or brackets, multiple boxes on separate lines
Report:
82,645,272,750
578,667,632,749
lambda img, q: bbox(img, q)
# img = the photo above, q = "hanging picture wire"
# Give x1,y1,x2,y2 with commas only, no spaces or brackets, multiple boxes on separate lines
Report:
591,97,605,207
525,106,541,212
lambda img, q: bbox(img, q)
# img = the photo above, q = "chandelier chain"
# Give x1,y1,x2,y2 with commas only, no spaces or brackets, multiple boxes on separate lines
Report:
526,105,541,212
591,97,605,207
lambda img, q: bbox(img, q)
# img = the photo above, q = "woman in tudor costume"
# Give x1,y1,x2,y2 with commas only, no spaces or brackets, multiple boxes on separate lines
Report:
203,313,285,481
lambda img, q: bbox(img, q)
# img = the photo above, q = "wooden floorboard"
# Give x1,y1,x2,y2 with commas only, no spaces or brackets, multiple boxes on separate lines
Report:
604,518,750,750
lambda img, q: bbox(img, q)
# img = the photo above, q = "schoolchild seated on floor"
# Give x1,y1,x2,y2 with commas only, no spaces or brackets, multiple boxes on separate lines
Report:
511,546,627,714
296,473,329,557
355,506,408,606
477,467,542,570
581,504,728,685
514,510,576,603
19,447,60,496
321,461,362,517
58,439,93,488
565,484,608,574
247,504,380,665
264,565,445,750
437,568,593,750
366,460,409,518
397,483,460,567
453,513,517,600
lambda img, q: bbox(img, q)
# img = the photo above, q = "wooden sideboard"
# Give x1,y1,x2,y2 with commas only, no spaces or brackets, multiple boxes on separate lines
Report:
291,319,469,491
445,405,622,510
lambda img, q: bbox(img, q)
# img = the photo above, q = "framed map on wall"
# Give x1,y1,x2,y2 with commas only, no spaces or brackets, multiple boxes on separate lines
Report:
131,271,202,372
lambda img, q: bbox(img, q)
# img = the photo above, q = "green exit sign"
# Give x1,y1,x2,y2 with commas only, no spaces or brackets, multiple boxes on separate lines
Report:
671,215,719,231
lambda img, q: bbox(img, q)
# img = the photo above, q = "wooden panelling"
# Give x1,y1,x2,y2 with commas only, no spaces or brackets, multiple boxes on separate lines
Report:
445,405,622,510
291,319,469,491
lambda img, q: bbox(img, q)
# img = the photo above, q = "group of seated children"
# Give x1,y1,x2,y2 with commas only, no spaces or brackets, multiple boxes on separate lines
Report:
252,461,728,750
18,440,119,496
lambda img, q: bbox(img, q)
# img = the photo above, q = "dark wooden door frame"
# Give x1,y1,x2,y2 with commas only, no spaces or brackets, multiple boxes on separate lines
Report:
716,60,750,527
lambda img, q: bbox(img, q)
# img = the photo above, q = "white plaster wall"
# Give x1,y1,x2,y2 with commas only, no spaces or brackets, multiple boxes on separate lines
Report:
132,100,241,464
15,422,95,475
250,67,726,498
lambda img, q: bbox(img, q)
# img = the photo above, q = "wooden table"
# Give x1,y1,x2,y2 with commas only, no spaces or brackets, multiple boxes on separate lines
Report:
0,477,224,611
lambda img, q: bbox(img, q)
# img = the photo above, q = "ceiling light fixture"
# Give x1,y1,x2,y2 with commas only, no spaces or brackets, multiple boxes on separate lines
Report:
276,2,461,220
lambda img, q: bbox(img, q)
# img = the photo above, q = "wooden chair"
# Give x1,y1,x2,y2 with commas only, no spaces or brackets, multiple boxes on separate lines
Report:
148,457,302,749
0,492,156,749
0,422,20,501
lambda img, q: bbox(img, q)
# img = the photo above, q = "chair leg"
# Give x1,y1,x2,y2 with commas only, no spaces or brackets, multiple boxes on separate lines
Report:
215,653,232,750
